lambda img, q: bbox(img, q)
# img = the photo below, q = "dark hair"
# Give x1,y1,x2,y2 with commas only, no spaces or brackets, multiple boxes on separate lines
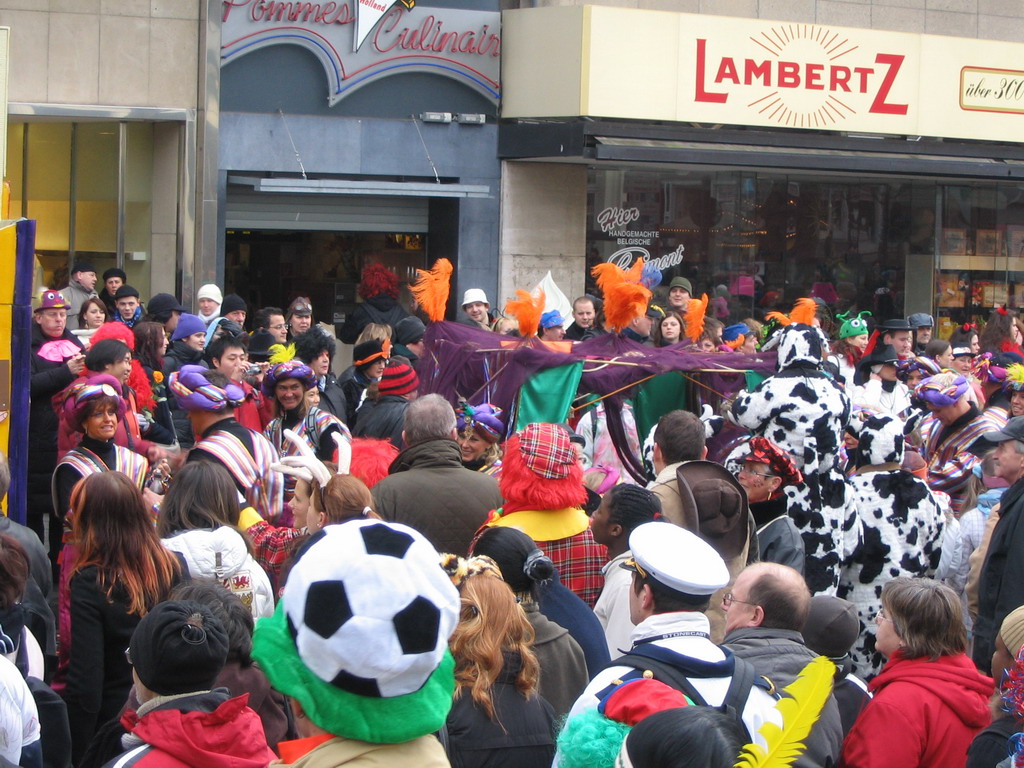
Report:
85,338,131,373
77,297,108,328
471,527,554,600
202,368,232,389
293,327,337,364
923,339,950,359
71,473,180,616
746,563,811,631
623,706,745,768
253,307,284,331
653,410,706,464
207,335,247,367
652,311,685,347
948,326,978,348
980,309,1017,354
606,484,661,533
882,577,966,660
170,579,255,665
0,535,28,610
632,572,710,613
133,321,167,370
157,462,242,537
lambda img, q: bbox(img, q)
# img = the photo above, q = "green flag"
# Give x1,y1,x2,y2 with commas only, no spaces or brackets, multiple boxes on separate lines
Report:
515,362,584,430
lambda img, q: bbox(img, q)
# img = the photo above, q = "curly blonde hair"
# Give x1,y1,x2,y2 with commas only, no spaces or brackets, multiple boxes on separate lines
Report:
449,571,540,721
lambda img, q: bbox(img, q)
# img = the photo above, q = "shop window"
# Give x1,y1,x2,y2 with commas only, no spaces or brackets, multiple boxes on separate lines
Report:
6,121,157,291
225,230,427,326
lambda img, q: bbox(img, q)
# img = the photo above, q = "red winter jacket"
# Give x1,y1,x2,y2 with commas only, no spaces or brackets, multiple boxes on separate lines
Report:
105,690,277,767
839,651,993,768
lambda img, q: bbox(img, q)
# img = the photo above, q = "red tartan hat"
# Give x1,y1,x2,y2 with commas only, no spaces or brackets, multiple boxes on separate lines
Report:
519,423,576,479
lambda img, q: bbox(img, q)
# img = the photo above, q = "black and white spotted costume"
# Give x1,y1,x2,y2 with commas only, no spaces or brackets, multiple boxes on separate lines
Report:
730,324,859,595
838,413,944,680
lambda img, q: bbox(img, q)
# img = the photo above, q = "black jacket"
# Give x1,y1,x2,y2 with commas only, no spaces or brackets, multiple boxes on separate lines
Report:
336,366,370,428
64,566,146,766
966,713,1019,768
445,652,556,768
315,373,350,427
353,395,408,448
372,439,503,556
974,477,1024,675
339,295,409,344
161,341,208,449
537,573,611,678
29,324,83,515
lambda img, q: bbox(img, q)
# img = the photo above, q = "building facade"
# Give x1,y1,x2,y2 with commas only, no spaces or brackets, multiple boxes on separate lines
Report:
0,0,210,303
217,0,502,325
498,0,1024,333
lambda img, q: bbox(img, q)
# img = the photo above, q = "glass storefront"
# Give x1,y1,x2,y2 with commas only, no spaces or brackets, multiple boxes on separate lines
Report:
8,121,159,291
225,229,427,325
587,168,1024,338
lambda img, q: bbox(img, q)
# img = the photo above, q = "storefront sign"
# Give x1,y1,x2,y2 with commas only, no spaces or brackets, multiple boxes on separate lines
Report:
961,67,1024,115
606,245,685,272
221,1,501,105
502,7,1024,143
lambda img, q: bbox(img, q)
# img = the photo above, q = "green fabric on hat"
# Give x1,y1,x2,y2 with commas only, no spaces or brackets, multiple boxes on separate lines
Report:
252,603,456,744
514,362,584,431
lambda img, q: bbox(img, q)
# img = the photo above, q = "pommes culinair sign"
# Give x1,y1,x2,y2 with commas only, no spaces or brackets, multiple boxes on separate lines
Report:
221,0,501,105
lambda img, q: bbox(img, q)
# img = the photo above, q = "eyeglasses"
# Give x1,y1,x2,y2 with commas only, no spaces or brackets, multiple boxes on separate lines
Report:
722,592,758,609
124,646,132,665
739,467,776,479
876,607,892,624
269,323,286,330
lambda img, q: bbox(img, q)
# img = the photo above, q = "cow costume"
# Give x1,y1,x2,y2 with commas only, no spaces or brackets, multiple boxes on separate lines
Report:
731,321,858,595
838,412,944,680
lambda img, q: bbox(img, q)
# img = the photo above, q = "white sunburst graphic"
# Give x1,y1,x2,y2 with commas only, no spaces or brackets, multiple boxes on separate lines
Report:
742,24,861,127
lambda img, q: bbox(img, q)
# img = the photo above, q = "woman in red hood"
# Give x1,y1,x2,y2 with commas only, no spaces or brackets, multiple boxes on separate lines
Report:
839,577,994,768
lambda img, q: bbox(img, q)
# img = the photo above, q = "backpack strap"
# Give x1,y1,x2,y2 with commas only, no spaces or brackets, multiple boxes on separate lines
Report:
606,644,769,742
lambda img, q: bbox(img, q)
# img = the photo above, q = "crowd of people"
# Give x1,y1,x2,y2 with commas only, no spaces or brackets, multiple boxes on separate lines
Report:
13,259,1024,767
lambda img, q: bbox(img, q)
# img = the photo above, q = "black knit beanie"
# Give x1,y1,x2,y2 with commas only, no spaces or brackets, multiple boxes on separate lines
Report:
129,600,229,696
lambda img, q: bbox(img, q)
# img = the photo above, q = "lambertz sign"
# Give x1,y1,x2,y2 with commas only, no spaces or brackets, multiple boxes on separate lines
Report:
221,0,501,105
502,6,1024,144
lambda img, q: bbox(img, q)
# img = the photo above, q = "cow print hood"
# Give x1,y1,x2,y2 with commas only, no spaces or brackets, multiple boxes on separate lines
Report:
776,324,830,370
853,412,905,468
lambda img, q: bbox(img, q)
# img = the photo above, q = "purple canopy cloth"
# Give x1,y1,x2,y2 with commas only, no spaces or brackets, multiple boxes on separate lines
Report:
417,321,777,480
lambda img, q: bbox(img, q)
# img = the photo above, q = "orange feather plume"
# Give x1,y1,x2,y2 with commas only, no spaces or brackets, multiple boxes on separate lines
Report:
766,297,817,327
410,258,453,323
504,290,545,337
684,294,709,342
591,261,653,332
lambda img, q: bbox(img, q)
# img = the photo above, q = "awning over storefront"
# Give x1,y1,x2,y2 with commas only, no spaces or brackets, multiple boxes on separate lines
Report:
498,120,1024,180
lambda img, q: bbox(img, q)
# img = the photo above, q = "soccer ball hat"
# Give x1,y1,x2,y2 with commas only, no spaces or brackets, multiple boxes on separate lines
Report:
253,519,460,743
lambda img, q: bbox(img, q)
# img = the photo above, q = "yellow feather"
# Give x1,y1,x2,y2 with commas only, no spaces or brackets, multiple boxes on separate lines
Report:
269,343,296,365
734,656,834,768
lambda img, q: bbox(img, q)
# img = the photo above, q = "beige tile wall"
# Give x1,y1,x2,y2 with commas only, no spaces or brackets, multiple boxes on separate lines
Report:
0,0,200,107
499,162,588,308
516,0,1024,42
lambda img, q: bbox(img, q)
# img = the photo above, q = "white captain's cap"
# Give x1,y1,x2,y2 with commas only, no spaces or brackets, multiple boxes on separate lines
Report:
621,522,729,595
